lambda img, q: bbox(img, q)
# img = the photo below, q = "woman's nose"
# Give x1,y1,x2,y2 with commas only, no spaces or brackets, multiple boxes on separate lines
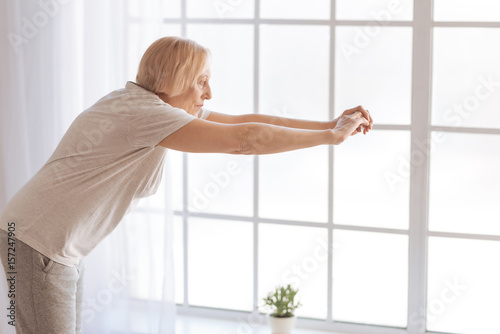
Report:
204,84,212,100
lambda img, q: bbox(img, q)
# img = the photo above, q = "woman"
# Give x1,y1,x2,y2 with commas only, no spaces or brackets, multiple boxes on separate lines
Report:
0,36,372,333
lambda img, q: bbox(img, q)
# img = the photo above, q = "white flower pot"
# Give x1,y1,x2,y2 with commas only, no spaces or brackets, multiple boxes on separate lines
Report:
268,315,296,334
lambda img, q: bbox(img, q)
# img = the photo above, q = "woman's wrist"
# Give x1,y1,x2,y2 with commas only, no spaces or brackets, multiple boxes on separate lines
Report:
325,129,342,145
328,119,337,129
317,120,336,130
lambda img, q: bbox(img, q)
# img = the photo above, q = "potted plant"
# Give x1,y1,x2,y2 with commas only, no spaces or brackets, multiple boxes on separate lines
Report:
262,284,302,334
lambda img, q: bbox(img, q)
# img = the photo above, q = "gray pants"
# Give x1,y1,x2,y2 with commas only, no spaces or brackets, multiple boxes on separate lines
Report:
0,228,85,333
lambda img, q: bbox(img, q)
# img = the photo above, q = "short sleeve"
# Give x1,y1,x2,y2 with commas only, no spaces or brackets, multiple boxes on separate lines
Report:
197,107,212,120
128,106,196,148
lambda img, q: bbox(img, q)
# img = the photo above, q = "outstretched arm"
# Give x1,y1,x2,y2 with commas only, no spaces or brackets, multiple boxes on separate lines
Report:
206,112,334,130
205,105,373,134
157,110,370,155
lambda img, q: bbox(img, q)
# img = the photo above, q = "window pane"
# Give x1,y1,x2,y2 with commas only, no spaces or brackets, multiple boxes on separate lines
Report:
332,230,408,327
260,25,329,122
127,24,181,81
186,24,254,116
260,0,330,20
169,150,184,212
335,27,412,124
434,0,500,22
432,28,500,129
259,146,328,222
429,132,500,236
122,212,168,301
128,0,181,18
188,218,253,310
187,154,253,216
187,0,254,19
258,224,328,319
174,216,184,304
334,130,410,229
336,0,413,21
428,237,500,333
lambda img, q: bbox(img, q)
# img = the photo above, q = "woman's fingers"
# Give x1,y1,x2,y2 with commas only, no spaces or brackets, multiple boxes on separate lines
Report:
352,125,363,136
360,117,370,135
333,110,371,143
366,109,373,130
349,116,370,136
343,106,373,131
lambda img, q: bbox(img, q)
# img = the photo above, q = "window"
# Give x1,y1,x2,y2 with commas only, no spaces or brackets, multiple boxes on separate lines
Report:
126,0,500,332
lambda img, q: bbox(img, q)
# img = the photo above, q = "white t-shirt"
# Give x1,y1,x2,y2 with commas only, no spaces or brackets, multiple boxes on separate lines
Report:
0,81,210,266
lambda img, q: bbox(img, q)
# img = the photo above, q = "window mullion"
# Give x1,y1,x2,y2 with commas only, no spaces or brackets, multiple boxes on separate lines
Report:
407,0,433,333
181,0,189,310
327,0,336,323
252,0,260,316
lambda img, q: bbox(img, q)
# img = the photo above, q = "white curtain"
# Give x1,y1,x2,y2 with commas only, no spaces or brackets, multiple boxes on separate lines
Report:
0,0,177,333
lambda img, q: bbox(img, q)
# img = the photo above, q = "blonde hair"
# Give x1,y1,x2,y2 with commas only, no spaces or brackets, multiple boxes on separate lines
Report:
136,36,211,96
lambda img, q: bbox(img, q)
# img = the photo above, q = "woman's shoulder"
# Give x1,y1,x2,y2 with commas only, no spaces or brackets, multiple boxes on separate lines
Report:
83,82,170,117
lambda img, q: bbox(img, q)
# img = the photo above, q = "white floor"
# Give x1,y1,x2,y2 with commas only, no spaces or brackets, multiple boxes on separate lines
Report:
175,314,340,334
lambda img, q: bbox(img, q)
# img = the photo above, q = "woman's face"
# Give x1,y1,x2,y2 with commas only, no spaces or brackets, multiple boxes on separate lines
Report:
163,63,212,116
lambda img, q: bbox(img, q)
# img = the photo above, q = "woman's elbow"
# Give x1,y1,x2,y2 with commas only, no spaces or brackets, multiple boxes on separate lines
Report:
234,123,262,155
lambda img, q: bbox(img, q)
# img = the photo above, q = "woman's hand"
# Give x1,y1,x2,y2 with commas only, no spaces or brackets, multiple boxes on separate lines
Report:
330,105,373,135
330,106,372,145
